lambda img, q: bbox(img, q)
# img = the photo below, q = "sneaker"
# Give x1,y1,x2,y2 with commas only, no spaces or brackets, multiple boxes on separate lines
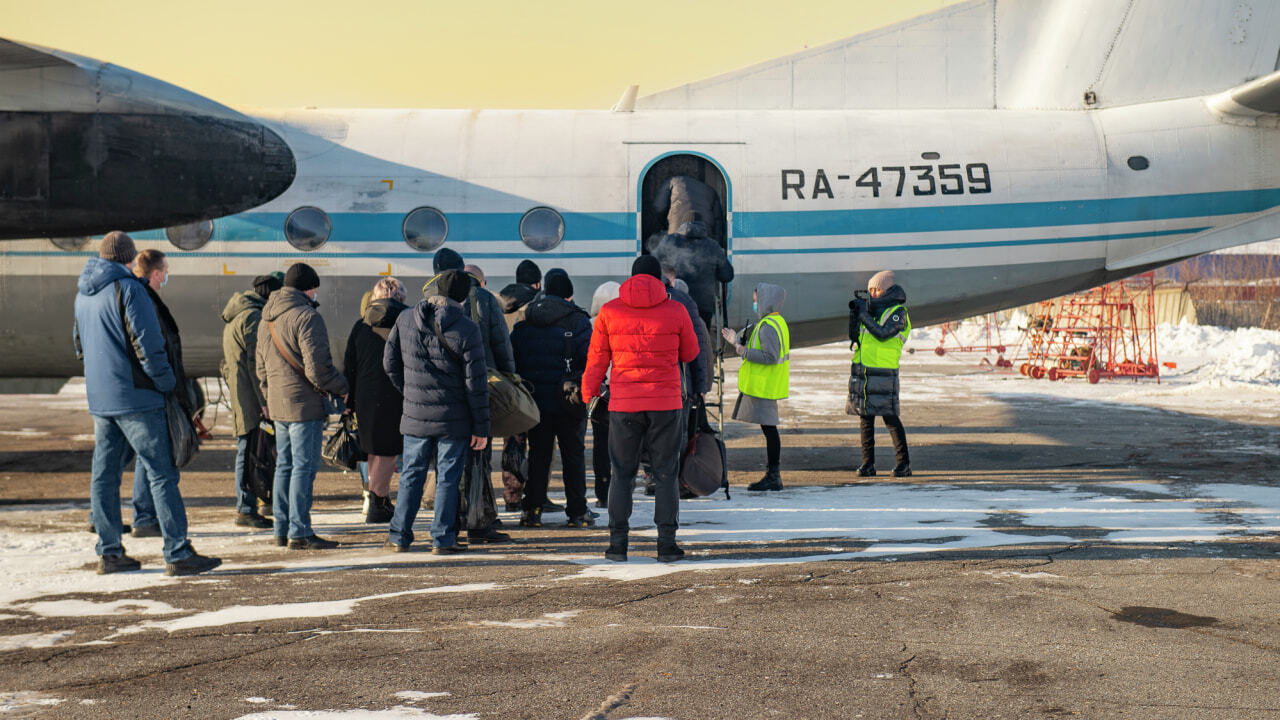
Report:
235,512,273,529
131,524,162,538
466,527,512,544
384,540,410,553
891,463,912,478
541,500,564,514
364,494,394,524
657,543,686,563
97,553,141,574
519,507,542,528
288,535,339,550
856,463,876,477
605,543,627,562
165,552,222,576
431,544,467,555
566,514,595,528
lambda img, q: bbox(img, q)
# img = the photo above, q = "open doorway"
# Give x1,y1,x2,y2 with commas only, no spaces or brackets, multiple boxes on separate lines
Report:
639,153,729,253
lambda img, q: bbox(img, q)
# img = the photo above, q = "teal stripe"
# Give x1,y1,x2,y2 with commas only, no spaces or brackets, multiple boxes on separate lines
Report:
733,188,1280,238
732,227,1208,255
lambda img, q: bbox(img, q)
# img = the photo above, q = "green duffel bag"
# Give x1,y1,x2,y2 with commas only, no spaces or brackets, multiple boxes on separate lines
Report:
487,369,540,437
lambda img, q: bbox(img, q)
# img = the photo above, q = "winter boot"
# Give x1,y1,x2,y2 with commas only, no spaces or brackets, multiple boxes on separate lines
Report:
605,536,628,562
891,463,912,477
856,462,876,477
747,466,783,491
643,472,657,496
519,507,542,528
657,541,686,563
365,493,394,523
97,553,141,574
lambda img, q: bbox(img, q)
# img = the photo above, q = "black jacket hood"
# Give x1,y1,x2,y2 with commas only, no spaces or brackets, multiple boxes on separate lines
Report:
497,282,538,314
524,294,585,328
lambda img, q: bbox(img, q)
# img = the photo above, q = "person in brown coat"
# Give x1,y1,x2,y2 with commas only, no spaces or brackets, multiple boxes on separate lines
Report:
255,263,349,549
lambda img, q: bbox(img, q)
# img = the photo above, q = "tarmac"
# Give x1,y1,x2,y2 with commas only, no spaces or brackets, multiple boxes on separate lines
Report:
1,345,1279,720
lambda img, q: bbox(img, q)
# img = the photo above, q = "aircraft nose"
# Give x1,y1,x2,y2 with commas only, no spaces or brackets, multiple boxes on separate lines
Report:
0,38,297,240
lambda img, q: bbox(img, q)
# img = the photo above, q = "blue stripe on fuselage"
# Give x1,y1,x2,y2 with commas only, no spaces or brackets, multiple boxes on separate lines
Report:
732,188,1280,238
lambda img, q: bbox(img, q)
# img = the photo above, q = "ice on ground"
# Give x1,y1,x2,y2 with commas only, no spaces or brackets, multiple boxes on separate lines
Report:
475,610,580,628
394,692,450,701
233,708,476,719
245,697,273,704
113,583,498,636
0,691,65,711
0,630,74,652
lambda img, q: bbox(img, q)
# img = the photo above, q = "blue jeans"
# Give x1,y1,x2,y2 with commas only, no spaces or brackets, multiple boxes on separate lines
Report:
233,433,257,514
273,420,324,540
91,410,193,563
389,434,467,548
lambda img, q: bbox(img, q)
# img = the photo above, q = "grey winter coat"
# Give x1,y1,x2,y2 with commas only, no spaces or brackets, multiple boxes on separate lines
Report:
255,286,349,423
732,283,787,426
847,284,909,418
424,273,516,373
220,290,268,436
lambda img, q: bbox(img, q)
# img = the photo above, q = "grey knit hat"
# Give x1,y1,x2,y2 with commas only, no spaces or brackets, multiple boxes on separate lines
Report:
98,231,137,265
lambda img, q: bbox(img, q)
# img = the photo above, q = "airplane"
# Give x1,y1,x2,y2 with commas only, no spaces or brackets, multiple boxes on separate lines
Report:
4,0,1280,387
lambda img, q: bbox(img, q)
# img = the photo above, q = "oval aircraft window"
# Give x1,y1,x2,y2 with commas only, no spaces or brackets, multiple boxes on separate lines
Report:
165,220,214,251
1127,156,1150,171
402,207,448,251
284,207,331,251
49,236,90,251
519,207,564,252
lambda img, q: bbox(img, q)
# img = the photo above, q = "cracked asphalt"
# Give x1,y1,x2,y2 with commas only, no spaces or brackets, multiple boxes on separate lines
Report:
2,359,1279,719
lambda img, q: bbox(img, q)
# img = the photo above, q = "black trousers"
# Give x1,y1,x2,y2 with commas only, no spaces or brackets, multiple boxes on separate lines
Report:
590,415,610,503
608,409,683,544
860,415,910,466
524,412,588,519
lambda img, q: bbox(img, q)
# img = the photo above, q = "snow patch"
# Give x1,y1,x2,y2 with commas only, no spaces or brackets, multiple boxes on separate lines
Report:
0,691,65,711
113,583,498,636
245,697,273,704
0,630,74,652
20,598,182,617
394,691,450,701
984,571,1062,579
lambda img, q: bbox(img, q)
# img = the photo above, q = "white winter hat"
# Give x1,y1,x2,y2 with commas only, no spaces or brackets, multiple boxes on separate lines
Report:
868,270,896,291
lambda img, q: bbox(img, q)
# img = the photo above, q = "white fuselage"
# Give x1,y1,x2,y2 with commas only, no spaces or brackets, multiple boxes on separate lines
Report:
2,98,1277,377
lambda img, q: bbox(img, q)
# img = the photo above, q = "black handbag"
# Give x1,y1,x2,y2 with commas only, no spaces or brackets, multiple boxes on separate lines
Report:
322,414,366,470
244,422,276,504
165,392,200,468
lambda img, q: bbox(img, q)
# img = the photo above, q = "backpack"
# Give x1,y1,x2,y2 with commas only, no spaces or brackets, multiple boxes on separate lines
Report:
555,311,588,418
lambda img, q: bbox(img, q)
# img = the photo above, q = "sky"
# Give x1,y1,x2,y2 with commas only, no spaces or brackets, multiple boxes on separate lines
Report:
2,0,962,109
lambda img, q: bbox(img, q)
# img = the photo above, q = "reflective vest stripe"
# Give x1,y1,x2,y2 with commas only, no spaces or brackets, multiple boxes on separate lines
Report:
738,314,791,400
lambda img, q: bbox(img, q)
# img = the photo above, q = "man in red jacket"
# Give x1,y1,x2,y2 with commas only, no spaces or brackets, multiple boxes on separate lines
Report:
583,255,699,563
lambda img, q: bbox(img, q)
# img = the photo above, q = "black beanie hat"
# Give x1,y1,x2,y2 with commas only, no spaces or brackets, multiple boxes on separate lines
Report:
433,247,465,273
631,254,662,279
516,259,542,285
437,269,471,303
284,263,320,291
253,273,284,298
544,268,573,299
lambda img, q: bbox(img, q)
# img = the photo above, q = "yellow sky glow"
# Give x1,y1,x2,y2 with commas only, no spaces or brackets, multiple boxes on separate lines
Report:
4,0,962,109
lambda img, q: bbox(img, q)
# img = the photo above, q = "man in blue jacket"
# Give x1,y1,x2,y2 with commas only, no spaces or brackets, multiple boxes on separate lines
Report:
73,232,220,576
510,269,593,527
383,270,490,554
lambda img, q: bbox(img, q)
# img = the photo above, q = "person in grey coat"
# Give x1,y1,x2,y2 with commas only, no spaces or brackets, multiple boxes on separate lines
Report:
653,175,727,242
255,263,350,550
725,283,789,491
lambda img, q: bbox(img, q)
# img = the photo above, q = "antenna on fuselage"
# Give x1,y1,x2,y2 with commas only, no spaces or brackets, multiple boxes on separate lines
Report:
611,85,638,112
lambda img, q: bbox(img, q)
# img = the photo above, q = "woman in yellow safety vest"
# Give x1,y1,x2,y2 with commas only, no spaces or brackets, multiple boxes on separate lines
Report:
723,283,790,491
846,270,912,477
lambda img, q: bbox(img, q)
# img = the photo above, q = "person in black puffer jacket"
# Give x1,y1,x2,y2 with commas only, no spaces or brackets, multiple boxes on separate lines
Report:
383,270,490,553
510,269,593,528
343,277,409,523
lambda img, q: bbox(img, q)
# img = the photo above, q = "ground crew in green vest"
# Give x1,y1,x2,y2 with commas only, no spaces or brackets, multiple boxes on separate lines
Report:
724,283,790,491
846,270,912,478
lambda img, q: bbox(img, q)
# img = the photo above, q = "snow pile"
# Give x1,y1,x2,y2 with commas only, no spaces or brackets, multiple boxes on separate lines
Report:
1158,324,1280,385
